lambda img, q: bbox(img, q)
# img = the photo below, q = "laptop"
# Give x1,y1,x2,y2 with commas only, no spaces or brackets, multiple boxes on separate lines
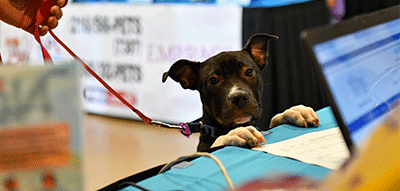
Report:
301,5,400,154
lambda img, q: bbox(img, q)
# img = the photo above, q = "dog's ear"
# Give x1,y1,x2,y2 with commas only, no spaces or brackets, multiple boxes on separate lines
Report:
162,59,200,90
242,33,279,70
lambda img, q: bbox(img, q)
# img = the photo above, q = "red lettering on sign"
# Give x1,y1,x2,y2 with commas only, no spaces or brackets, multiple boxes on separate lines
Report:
107,90,137,107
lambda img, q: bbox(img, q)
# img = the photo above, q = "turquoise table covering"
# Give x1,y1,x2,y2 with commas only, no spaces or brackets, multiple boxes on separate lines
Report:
121,107,338,191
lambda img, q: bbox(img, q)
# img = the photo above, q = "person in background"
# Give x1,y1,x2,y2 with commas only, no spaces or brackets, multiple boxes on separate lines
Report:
326,0,399,22
0,0,67,36
325,0,345,23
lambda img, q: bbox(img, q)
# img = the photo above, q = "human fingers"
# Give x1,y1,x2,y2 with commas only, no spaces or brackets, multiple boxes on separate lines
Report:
39,4,63,36
40,25,49,36
38,18,56,36
50,5,63,20
57,0,68,8
47,16,59,29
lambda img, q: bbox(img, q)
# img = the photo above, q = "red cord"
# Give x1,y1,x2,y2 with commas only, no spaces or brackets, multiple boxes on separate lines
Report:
35,0,54,63
49,31,153,124
34,0,153,125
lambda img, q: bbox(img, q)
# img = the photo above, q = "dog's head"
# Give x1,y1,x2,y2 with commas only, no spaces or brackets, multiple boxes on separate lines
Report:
162,34,278,128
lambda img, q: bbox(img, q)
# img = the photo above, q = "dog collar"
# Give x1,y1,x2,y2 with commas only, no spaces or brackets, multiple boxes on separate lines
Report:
180,121,230,138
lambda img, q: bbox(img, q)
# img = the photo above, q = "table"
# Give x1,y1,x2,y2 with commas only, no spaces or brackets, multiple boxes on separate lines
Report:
105,107,338,190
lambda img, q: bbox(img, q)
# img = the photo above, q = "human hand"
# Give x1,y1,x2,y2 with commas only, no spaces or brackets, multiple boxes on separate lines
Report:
0,0,67,36
270,105,319,128
211,126,266,148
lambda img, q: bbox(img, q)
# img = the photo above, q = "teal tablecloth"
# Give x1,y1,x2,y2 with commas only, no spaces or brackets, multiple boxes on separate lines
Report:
121,107,337,191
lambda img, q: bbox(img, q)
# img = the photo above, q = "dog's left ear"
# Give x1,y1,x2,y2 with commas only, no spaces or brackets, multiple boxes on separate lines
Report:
162,59,200,90
242,33,279,70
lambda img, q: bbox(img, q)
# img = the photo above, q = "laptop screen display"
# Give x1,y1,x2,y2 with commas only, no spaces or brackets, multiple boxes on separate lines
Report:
312,18,400,146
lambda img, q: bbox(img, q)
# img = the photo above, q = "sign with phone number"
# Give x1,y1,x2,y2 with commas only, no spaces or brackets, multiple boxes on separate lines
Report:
0,4,242,123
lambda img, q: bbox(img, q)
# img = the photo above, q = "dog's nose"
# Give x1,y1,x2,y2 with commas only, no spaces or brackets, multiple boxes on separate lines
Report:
230,91,249,107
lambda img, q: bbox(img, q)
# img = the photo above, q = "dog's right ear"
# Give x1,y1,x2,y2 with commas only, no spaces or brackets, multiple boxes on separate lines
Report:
162,59,200,90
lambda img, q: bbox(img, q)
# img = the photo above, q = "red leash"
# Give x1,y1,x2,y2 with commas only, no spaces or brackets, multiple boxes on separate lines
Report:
34,0,152,125
0,0,193,137
32,0,194,137
48,30,154,125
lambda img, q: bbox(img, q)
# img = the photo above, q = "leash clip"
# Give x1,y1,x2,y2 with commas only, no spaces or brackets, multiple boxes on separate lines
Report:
151,121,192,138
151,121,182,129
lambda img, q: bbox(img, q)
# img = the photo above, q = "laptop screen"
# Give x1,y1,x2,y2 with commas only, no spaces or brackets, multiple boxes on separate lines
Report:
312,18,400,147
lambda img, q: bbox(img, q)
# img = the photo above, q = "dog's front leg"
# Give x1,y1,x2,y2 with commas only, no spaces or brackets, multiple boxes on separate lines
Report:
269,105,320,129
211,126,266,148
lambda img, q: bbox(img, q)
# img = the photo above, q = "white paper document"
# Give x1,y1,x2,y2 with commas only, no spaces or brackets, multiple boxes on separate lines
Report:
253,128,350,170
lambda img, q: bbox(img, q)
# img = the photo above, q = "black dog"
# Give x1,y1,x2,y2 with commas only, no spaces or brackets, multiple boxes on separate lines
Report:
162,34,319,151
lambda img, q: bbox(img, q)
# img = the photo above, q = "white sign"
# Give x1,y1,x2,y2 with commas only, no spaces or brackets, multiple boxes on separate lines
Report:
1,4,242,123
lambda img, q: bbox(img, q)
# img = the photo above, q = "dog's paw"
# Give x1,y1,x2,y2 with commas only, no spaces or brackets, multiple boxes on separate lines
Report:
211,126,266,148
269,105,319,128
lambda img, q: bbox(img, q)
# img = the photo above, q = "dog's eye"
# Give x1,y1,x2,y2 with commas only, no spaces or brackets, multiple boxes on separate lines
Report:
245,68,254,77
208,77,219,85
